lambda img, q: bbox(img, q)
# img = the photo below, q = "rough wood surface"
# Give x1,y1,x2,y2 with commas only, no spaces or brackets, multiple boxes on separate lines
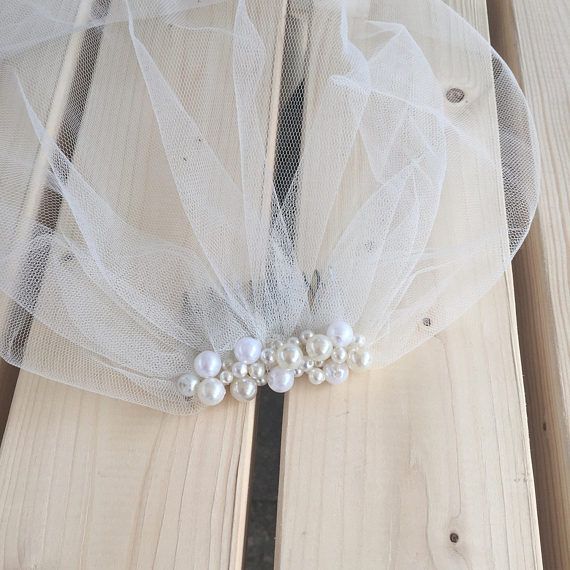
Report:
0,1,287,568
488,0,570,567
0,372,255,569
275,1,543,568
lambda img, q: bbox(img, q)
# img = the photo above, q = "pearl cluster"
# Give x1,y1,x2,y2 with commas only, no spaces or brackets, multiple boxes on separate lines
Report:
174,320,372,407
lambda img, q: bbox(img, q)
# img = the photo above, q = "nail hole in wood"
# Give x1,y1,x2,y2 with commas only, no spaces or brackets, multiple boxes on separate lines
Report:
446,88,465,103
450,532,459,543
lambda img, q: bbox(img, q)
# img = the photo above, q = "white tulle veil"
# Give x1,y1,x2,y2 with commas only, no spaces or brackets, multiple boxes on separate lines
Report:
0,0,538,413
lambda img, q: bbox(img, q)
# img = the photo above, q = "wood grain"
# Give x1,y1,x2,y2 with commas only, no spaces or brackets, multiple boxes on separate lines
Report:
0,372,255,569
0,1,287,568
488,0,570,567
275,1,542,568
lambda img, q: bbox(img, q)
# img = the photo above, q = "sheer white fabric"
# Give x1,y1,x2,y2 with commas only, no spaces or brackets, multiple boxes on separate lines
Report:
0,0,539,413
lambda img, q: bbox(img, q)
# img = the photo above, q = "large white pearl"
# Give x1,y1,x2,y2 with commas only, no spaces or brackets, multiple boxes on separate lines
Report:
230,377,258,402
194,351,222,378
324,362,349,385
175,372,200,397
267,367,295,393
347,349,372,371
234,337,262,364
305,334,333,361
326,320,354,347
196,377,226,406
276,344,304,370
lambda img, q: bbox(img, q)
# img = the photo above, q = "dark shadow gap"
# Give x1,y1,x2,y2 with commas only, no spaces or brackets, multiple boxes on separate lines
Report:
244,7,308,569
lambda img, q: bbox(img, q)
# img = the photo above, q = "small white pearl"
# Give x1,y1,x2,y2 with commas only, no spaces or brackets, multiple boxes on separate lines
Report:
256,376,268,387
294,368,304,378
326,320,354,347
272,339,285,350
347,349,372,372
300,359,315,373
260,347,277,367
331,346,347,364
307,368,326,385
324,362,350,385
197,377,226,406
267,367,295,393
232,361,249,379
306,334,333,361
194,351,222,378
234,337,263,365
287,336,301,346
352,334,366,347
175,372,200,397
222,356,235,371
277,344,304,370
230,377,257,402
299,330,314,344
249,361,266,380
219,370,234,385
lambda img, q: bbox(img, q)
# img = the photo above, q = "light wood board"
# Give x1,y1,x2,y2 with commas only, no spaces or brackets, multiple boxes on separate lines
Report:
488,0,570,567
275,1,543,568
0,1,287,568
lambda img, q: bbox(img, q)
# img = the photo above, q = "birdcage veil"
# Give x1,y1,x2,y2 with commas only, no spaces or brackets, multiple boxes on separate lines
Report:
0,0,538,413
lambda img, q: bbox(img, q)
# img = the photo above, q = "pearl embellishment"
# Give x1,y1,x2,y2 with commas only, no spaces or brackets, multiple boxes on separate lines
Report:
308,367,326,385
230,377,257,402
176,373,200,397
268,367,295,393
234,337,263,364
248,361,266,380
174,320,372,407
347,348,372,371
194,351,222,378
219,370,234,385
197,377,226,406
327,319,354,347
331,346,347,364
276,344,304,370
306,334,333,361
324,361,350,385
232,361,249,379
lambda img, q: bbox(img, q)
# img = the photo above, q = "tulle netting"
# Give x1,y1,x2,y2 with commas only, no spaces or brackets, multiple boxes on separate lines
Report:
0,0,539,413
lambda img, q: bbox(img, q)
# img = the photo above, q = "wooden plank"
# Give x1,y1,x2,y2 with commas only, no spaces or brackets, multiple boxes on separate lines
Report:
0,372,255,568
275,1,542,568
0,0,95,440
0,1,287,567
487,0,570,567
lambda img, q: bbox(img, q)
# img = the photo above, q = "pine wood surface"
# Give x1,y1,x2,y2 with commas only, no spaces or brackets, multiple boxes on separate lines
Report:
488,0,570,567
0,0,551,568
0,1,287,568
275,1,542,568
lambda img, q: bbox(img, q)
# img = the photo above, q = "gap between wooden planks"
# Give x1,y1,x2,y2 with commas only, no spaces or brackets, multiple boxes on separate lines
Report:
488,0,570,568
275,0,543,568
0,0,287,568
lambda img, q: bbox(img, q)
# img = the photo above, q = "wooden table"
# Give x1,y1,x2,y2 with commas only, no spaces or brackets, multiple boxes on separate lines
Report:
0,0,567,567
